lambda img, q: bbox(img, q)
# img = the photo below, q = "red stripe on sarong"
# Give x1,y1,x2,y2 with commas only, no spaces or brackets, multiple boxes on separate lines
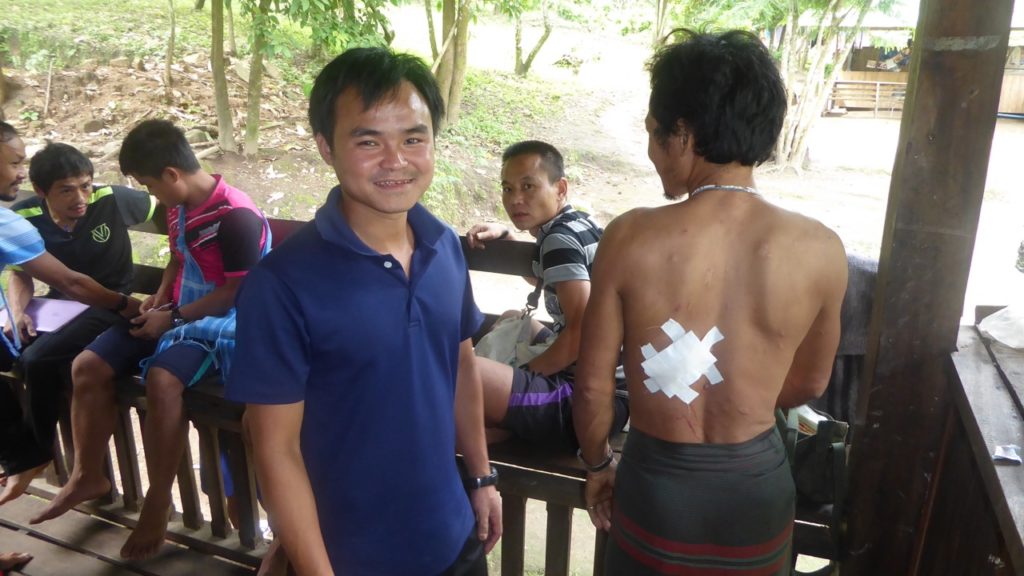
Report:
612,526,790,576
616,511,792,559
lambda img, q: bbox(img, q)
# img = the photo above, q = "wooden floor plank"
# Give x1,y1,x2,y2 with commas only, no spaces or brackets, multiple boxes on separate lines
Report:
0,495,253,576
0,525,127,576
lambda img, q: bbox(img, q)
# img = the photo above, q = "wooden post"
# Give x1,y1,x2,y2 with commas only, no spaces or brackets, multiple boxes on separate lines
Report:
844,0,1014,573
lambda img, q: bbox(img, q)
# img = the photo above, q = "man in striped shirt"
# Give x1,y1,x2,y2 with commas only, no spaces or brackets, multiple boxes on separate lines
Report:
467,140,628,450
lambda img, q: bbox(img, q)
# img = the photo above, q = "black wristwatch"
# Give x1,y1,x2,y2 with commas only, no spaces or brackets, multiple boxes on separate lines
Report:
170,305,188,328
111,293,129,313
464,465,499,490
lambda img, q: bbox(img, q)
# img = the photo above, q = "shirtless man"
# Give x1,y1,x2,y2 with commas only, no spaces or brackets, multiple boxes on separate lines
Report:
573,30,848,575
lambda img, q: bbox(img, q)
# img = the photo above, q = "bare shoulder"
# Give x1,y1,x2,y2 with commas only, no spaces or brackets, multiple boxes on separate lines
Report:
779,208,848,289
599,207,657,248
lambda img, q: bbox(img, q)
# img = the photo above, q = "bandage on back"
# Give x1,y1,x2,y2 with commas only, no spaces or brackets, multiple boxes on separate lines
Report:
640,319,724,404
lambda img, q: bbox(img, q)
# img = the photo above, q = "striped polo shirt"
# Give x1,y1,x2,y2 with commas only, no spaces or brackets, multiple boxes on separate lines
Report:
531,204,602,333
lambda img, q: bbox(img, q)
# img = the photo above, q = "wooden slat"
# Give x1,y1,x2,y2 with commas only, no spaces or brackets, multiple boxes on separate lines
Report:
112,405,143,511
175,427,202,530
593,530,608,576
0,495,255,575
501,494,527,576
221,429,261,549
988,340,1024,415
197,423,230,538
544,503,573,576
950,327,1024,569
460,236,536,278
0,525,133,576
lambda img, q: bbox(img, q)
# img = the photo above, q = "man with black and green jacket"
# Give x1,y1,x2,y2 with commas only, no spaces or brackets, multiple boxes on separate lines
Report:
3,142,155,497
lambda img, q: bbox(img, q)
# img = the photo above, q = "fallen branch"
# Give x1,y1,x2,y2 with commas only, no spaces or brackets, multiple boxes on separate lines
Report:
195,145,221,160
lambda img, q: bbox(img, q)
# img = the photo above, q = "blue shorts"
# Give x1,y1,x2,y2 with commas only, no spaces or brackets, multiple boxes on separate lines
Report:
86,325,218,388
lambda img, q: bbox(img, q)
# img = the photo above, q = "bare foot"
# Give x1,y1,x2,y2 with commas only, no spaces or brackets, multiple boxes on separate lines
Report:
0,551,33,571
120,497,172,561
257,538,288,576
29,474,110,524
0,462,49,505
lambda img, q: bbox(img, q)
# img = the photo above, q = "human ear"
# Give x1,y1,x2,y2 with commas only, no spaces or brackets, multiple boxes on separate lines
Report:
315,133,334,166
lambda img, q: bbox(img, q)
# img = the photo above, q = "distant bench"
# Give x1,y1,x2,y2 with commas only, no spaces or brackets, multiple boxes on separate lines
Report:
10,209,843,574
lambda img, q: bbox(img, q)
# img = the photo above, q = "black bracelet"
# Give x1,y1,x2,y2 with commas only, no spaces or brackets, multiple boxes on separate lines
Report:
464,465,499,490
577,447,614,473
111,293,129,313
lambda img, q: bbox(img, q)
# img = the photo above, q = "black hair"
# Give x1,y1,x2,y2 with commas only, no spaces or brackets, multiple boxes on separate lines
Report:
502,140,565,184
0,121,17,143
309,47,445,149
647,29,787,166
29,142,94,194
118,119,200,178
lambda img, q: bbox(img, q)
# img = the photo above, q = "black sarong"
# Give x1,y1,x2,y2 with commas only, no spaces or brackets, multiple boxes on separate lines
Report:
606,427,793,575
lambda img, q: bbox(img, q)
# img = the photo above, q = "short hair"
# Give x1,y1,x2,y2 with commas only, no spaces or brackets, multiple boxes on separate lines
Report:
501,140,565,183
0,121,17,143
309,47,445,149
647,29,786,166
118,119,200,178
29,142,94,194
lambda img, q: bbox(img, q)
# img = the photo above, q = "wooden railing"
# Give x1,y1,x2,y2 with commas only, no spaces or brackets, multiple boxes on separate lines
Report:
827,80,907,117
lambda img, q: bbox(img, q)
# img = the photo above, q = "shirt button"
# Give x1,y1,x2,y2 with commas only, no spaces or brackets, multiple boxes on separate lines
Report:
383,261,393,269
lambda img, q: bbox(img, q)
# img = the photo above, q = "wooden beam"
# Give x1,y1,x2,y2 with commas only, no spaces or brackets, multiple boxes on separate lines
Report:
844,0,1014,573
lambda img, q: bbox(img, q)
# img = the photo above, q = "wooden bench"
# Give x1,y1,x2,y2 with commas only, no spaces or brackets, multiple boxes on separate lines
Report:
9,213,843,574
827,80,907,116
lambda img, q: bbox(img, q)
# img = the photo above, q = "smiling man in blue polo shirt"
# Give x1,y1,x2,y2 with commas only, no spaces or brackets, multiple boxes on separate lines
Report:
227,48,501,575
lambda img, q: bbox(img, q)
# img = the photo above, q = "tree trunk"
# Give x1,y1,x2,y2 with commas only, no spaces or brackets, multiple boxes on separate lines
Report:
446,0,471,128
165,0,176,103
226,0,237,56
654,0,669,45
515,0,552,77
435,0,457,117
211,0,236,152
244,0,273,158
194,0,204,9
514,14,523,75
775,0,873,169
788,3,871,164
425,0,439,60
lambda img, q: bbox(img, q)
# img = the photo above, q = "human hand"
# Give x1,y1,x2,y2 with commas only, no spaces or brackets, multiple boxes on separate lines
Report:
584,458,617,531
3,314,35,342
129,308,172,340
139,292,169,314
466,223,510,250
469,485,502,553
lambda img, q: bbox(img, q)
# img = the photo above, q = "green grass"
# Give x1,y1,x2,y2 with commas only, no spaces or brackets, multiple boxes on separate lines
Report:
4,0,221,70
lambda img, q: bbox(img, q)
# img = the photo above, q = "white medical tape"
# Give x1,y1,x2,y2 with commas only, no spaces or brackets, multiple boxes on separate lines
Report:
639,319,725,404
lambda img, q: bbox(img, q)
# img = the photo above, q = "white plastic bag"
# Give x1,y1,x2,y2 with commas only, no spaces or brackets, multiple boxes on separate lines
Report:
475,314,551,367
978,304,1024,349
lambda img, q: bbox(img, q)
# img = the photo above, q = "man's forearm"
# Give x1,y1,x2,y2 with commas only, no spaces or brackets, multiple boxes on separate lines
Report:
526,332,578,376
252,433,333,574
178,284,238,320
7,270,34,317
455,340,490,476
573,376,615,465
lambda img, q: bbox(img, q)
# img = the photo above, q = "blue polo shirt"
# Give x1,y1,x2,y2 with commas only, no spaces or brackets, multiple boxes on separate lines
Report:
227,187,483,575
